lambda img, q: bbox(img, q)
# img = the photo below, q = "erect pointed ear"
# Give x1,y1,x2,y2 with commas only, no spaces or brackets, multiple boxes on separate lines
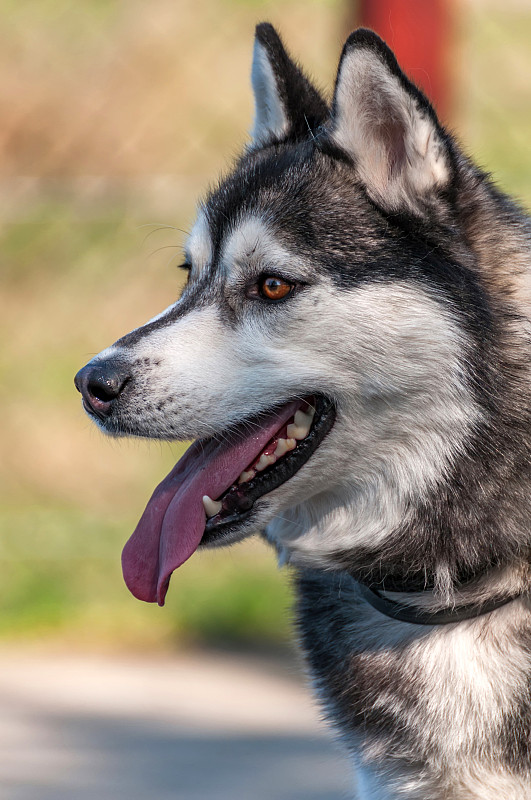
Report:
250,23,329,146
329,29,453,214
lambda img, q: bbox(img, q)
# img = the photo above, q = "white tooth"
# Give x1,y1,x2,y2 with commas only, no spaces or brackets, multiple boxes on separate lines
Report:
202,495,222,518
238,469,256,484
274,438,290,457
273,438,297,458
287,422,309,440
295,407,314,426
286,408,315,440
256,453,276,472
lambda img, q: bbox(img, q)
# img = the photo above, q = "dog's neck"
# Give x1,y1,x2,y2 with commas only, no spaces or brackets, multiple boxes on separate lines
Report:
295,565,531,800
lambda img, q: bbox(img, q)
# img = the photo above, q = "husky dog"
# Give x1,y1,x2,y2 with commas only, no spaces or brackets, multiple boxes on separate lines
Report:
75,24,531,799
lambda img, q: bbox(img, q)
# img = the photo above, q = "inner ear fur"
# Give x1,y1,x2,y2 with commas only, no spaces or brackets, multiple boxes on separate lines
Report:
251,23,329,146
329,29,453,214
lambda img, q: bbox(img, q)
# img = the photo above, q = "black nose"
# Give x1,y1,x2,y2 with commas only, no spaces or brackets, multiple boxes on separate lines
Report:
74,359,130,419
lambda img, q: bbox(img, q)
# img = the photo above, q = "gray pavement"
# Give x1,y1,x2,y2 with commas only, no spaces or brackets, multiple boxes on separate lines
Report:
0,649,351,799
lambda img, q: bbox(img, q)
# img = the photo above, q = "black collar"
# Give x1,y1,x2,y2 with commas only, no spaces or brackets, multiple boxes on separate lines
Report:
357,581,524,625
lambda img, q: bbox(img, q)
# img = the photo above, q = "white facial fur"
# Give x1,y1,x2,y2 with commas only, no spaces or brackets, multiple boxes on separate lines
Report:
93,214,479,565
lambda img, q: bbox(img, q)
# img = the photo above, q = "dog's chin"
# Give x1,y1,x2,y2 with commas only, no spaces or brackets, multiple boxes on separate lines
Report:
199,505,264,550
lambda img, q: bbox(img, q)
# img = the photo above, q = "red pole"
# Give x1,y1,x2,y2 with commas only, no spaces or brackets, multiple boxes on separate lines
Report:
354,0,455,121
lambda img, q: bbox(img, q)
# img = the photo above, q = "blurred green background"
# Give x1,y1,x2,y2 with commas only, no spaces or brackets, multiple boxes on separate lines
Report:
1,0,531,652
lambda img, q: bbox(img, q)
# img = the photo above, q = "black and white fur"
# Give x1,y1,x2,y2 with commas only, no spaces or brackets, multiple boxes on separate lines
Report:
77,25,531,799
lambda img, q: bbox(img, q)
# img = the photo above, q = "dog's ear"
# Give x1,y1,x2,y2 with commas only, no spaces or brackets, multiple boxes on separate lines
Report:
250,23,329,146
329,29,453,214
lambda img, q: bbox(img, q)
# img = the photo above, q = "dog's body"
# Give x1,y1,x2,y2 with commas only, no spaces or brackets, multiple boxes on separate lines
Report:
75,25,531,799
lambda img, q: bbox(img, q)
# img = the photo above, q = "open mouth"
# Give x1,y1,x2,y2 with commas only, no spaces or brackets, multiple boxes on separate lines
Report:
201,394,335,543
121,394,335,606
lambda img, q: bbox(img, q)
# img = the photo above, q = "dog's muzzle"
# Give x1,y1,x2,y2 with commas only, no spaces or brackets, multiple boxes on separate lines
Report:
74,358,130,421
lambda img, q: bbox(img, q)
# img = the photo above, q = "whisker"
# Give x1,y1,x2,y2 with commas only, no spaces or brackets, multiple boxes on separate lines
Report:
148,244,185,257
137,223,191,247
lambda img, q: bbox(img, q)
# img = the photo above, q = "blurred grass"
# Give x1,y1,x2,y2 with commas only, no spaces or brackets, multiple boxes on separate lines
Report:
1,0,531,651
0,504,292,648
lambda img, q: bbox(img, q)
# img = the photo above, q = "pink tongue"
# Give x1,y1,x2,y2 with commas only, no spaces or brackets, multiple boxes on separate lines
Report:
121,400,300,606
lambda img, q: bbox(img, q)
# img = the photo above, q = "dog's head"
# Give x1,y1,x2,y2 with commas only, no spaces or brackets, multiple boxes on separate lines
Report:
76,25,525,604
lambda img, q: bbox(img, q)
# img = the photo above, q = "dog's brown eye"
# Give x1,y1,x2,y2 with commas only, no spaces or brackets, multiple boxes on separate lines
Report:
259,276,294,301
